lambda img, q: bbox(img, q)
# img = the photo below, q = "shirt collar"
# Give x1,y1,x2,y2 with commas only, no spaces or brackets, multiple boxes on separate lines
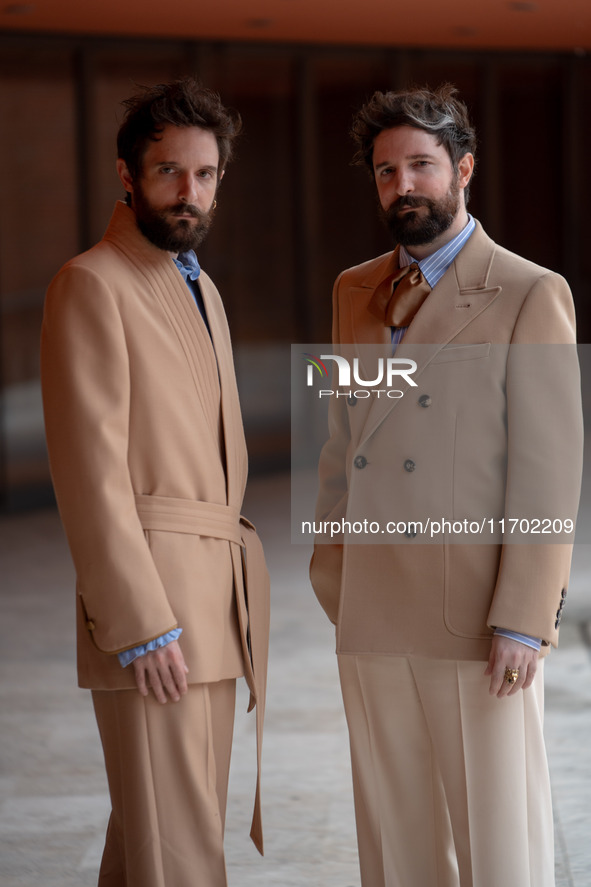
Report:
172,249,201,282
399,214,475,289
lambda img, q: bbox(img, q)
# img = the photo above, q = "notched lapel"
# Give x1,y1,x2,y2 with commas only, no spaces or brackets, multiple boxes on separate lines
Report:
355,222,502,445
338,249,398,351
404,222,502,347
403,278,502,347
343,287,392,347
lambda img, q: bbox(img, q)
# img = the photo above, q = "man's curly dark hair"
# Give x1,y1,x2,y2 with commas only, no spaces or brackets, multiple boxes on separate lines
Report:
117,78,242,180
351,84,476,198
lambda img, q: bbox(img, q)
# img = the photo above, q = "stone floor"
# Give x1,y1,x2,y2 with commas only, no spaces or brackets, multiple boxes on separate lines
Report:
1,471,590,886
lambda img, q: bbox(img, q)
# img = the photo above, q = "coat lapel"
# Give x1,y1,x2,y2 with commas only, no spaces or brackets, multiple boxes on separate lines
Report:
104,202,232,487
347,222,502,446
402,221,501,347
198,272,248,509
339,248,398,348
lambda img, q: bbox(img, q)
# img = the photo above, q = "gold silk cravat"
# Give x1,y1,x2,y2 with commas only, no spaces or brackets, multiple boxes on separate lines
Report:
368,262,432,327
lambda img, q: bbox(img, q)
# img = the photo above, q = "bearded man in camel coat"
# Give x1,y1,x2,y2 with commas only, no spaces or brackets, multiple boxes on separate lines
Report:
311,85,583,887
42,79,269,887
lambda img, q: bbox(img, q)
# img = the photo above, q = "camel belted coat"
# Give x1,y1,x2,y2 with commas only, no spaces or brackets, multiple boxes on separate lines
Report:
41,201,269,851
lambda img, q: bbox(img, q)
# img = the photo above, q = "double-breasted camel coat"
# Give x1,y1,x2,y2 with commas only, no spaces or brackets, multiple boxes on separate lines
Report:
311,221,583,661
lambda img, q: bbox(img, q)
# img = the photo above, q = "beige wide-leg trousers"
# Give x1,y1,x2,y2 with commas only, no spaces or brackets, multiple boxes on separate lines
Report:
92,679,236,887
338,654,554,887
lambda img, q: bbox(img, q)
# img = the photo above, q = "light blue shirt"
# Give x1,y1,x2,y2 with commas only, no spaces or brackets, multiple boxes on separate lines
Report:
391,214,476,349
172,248,201,282
118,628,183,668
391,216,541,653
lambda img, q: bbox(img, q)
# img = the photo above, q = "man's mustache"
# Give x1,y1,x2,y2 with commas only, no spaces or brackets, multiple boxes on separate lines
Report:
168,203,209,221
389,196,430,213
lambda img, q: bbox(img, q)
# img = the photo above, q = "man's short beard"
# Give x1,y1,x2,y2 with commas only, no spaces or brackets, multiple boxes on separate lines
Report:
381,178,460,247
132,184,214,253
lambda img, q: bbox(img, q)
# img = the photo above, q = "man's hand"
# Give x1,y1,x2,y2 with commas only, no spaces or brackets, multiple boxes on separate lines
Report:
484,634,538,698
132,639,189,704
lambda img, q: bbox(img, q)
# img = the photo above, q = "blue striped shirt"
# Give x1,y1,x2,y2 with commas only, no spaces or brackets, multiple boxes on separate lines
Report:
401,214,476,288
391,215,476,349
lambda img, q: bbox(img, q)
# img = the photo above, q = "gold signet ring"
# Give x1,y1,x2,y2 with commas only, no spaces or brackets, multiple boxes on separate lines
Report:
504,667,520,685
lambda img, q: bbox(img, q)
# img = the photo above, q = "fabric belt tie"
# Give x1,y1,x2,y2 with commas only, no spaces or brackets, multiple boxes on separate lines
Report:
133,492,269,855
134,494,243,543
368,262,432,327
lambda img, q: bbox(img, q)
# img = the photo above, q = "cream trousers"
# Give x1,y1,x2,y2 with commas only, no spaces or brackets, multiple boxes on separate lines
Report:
338,654,554,887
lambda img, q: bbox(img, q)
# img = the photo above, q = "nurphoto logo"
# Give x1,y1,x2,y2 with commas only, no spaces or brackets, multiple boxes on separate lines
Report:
303,352,417,400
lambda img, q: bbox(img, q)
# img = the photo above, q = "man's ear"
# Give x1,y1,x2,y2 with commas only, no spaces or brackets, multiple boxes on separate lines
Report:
116,158,134,195
457,152,474,191
217,168,225,186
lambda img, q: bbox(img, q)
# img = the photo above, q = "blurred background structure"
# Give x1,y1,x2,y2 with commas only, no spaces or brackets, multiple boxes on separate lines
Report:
0,0,590,508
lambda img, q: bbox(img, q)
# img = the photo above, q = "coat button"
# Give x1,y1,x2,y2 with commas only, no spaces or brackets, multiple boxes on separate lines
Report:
347,395,357,407
404,459,416,472
418,394,432,408
354,455,367,469
86,620,96,631
405,527,417,538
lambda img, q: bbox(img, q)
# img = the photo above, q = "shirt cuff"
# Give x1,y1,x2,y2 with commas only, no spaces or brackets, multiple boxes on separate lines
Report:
117,627,183,668
494,627,542,652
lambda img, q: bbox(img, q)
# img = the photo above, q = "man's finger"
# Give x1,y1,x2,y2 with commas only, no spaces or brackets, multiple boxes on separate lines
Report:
145,663,169,704
155,643,188,700
515,652,539,694
133,660,149,697
520,659,537,691
170,660,189,697
488,662,509,697
156,662,181,702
